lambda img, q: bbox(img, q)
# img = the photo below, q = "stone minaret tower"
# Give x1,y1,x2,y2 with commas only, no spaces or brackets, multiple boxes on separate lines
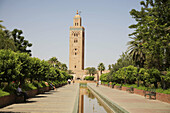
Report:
69,10,85,77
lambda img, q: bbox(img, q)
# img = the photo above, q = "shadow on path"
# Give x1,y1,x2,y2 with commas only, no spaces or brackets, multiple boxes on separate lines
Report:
15,100,37,104
32,95,47,98
0,111,24,113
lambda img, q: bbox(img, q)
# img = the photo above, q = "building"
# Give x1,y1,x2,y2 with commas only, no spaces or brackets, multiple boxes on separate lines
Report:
69,10,85,79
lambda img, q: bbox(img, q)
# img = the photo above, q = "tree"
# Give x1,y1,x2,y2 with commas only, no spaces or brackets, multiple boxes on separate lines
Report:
12,29,32,56
85,67,97,76
129,0,170,70
98,63,105,75
0,21,16,51
146,68,161,88
61,64,68,71
100,73,108,82
0,20,6,37
111,52,134,72
161,70,170,89
0,50,21,85
17,52,32,85
68,70,74,74
108,64,112,70
127,38,145,68
48,57,59,67
0,33,16,51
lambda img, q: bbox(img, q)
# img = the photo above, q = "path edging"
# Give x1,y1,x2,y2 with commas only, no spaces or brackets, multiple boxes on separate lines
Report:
87,84,129,113
72,84,79,113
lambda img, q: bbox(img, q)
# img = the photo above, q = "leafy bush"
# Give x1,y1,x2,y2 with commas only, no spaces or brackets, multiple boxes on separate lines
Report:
0,89,10,97
33,81,43,88
22,83,37,91
156,88,170,94
115,83,121,86
84,76,95,81
41,81,49,87
100,73,108,82
3,83,17,94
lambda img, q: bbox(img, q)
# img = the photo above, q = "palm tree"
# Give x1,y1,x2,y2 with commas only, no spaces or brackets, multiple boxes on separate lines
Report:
108,64,112,70
98,63,105,75
0,20,6,30
127,38,146,87
127,37,145,68
85,67,97,76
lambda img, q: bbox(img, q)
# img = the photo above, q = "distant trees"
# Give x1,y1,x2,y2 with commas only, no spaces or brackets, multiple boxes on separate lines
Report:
98,63,105,75
48,57,68,71
110,52,134,72
85,67,97,76
108,65,112,70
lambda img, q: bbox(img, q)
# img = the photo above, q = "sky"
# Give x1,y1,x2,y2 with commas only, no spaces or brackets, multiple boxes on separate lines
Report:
0,0,143,69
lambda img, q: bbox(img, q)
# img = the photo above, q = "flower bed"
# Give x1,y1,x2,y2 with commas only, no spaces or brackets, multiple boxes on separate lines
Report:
103,85,170,103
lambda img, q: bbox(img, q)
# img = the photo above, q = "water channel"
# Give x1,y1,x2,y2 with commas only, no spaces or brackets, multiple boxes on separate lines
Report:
79,83,111,113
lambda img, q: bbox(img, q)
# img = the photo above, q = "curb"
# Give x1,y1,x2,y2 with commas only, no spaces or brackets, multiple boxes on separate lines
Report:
88,84,129,113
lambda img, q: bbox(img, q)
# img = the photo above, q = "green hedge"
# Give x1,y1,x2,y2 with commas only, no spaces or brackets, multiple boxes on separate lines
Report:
122,84,170,94
84,76,95,81
0,89,10,97
22,83,37,91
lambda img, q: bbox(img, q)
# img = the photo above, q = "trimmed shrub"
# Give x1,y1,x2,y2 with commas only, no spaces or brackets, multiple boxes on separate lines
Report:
84,76,95,81
0,89,10,97
22,83,37,91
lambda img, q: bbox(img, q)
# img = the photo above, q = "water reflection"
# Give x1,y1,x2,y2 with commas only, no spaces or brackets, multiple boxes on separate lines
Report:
84,89,108,113
79,84,109,113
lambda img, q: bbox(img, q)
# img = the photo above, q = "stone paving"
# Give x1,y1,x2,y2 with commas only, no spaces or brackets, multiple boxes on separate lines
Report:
88,83,170,113
0,83,79,113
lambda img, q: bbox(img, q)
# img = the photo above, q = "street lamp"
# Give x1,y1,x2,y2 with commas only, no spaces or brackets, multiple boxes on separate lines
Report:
137,65,139,87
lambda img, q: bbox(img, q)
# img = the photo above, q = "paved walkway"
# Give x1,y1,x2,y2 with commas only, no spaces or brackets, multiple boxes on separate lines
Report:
88,83,170,113
0,83,79,113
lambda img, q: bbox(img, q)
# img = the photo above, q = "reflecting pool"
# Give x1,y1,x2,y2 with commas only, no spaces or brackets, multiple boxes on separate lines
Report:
79,83,111,113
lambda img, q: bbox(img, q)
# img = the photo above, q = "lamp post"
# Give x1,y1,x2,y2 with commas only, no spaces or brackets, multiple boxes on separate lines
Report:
137,65,139,87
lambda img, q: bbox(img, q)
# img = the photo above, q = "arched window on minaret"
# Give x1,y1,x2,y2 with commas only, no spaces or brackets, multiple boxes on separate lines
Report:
74,39,78,43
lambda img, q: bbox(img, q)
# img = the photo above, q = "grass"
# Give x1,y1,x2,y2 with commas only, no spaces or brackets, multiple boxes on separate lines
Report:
0,89,10,97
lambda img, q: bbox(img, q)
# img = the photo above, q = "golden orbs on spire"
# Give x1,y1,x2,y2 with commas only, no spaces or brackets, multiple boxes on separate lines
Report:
76,10,79,15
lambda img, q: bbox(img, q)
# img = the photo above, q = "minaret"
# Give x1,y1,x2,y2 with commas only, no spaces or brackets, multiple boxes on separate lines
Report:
69,10,85,76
